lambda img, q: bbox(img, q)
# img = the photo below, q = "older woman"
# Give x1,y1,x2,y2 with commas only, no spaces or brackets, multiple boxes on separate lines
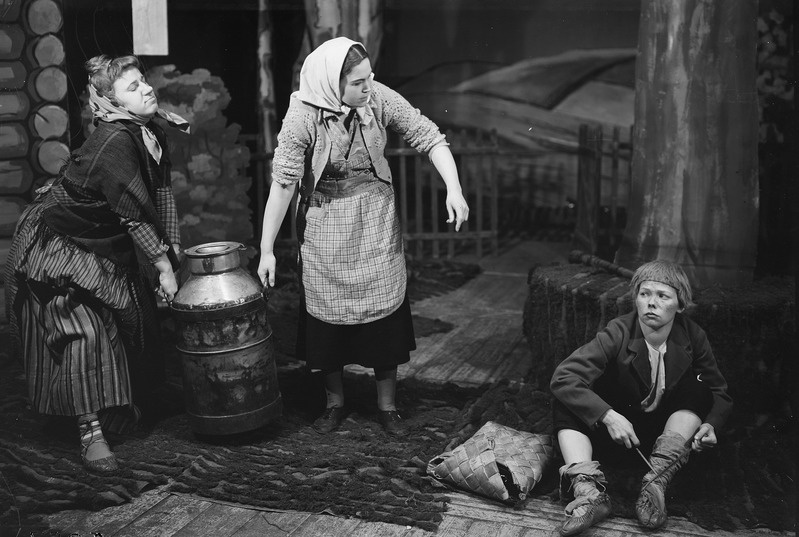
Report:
5,54,188,472
550,260,732,535
257,37,469,436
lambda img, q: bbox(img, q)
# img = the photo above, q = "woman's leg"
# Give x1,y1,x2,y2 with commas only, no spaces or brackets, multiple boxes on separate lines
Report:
78,412,118,472
374,366,397,411
312,369,346,434
374,366,408,436
323,369,345,409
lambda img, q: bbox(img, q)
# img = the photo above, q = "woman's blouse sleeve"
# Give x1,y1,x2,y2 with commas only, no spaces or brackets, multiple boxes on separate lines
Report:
373,81,447,153
272,100,314,186
155,186,181,246
91,130,171,263
151,124,181,245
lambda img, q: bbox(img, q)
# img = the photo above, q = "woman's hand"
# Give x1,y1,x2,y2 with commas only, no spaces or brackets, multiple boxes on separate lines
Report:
601,409,640,449
158,270,178,303
258,251,277,288
153,252,178,303
429,145,469,231
446,190,470,231
691,423,717,452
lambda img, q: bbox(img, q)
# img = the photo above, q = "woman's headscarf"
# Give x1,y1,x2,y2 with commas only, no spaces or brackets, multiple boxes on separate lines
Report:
297,36,365,114
88,84,190,164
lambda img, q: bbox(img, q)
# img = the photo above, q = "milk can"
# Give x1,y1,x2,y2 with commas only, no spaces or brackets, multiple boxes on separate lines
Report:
171,241,282,435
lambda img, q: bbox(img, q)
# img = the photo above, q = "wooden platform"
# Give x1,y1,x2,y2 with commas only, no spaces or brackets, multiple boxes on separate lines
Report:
12,240,794,537
40,480,776,537
352,239,571,387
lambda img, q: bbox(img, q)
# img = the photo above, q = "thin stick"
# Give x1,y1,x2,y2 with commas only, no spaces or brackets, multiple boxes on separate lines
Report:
635,447,656,472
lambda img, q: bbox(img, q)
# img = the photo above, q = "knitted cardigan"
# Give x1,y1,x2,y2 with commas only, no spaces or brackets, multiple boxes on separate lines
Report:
272,80,447,195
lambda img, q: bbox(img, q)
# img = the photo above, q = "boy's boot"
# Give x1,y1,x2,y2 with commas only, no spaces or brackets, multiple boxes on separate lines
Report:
635,431,690,529
558,461,612,536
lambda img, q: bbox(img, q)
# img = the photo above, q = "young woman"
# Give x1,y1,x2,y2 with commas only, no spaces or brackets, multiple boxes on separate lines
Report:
257,37,469,436
5,54,188,472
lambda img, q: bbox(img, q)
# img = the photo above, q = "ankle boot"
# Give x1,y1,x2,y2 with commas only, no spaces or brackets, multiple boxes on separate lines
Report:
78,416,119,473
558,461,612,536
635,431,690,529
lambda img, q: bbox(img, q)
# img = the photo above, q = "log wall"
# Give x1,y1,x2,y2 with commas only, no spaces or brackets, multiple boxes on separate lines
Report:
0,0,69,277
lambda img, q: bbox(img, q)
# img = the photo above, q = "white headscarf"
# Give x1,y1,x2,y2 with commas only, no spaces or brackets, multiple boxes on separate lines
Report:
88,84,190,164
297,36,365,114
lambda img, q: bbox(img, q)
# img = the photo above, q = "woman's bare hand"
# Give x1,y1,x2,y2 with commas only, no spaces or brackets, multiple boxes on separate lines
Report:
158,270,178,302
257,251,277,288
446,191,470,231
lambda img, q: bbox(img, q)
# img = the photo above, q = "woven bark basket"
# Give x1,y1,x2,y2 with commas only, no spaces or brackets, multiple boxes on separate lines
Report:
427,421,555,504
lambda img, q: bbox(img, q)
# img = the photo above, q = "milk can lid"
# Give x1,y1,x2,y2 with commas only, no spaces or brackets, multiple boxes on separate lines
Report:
184,241,244,258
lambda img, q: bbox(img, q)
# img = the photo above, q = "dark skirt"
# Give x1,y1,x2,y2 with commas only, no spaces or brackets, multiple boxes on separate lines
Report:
297,293,416,371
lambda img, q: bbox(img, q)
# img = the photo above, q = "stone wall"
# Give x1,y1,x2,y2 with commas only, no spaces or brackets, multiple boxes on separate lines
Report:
523,262,796,425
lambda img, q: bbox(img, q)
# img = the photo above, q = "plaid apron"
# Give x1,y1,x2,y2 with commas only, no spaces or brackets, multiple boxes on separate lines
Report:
298,131,406,324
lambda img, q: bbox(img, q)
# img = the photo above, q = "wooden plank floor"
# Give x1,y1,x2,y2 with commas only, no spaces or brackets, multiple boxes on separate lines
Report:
18,240,794,536
42,483,783,537
350,239,569,386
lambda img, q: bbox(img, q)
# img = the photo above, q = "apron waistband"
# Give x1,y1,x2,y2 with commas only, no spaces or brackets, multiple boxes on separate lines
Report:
315,172,379,198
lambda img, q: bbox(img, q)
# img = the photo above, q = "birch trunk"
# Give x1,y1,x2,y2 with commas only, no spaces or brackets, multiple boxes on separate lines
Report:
615,0,759,287
292,0,384,92
258,0,277,152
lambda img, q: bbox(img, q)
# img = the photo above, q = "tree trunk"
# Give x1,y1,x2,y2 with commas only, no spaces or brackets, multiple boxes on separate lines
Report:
258,0,277,153
132,0,168,56
615,0,759,287
291,0,384,92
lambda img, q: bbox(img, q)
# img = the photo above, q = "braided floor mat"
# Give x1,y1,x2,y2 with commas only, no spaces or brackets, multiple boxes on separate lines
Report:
0,357,484,532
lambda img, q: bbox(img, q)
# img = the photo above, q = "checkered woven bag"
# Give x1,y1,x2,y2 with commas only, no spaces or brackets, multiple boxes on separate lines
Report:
427,421,555,504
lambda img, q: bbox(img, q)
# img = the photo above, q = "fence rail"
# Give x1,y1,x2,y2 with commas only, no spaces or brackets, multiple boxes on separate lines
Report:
387,128,499,259
573,124,634,260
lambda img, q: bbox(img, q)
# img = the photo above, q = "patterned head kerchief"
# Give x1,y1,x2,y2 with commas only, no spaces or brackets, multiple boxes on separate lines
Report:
297,36,369,116
88,84,190,164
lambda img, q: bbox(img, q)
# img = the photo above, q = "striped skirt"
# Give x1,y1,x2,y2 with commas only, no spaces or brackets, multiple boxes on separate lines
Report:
7,202,162,417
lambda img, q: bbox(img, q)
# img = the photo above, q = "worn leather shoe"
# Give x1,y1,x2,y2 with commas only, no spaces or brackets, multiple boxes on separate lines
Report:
81,448,119,474
377,410,409,437
313,406,346,434
560,492,611,536
636,483,667,529
79,420,119,474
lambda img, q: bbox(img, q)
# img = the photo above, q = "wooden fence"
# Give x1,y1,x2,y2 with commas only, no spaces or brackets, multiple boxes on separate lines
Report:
248,123,632,262
249,128,501,260
573,124,634,260
388,129,499,259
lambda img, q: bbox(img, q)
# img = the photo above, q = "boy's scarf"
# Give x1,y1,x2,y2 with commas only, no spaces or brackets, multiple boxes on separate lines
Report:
88,84,190,164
